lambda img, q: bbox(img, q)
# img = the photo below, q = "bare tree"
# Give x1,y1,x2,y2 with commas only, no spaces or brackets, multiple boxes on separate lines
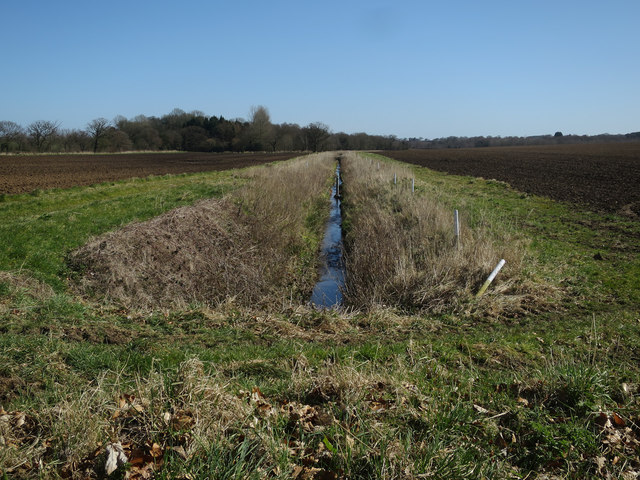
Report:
27,120,60,152
86,117,110,153
60,129,91,152
303,122,330,152
0,120,25,152
248,105,274,151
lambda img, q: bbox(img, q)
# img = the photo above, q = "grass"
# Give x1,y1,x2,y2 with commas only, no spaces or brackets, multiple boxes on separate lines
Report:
0,172,240,290
66,154,335,310
1,152,639,479
339,152,537,315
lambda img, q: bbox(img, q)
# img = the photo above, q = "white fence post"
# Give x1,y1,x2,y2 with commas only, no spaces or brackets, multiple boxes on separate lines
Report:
454,209,460,249
476,259,506,298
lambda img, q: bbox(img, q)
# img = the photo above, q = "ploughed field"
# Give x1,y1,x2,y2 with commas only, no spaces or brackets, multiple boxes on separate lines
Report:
0,151,300,194
381,142,640,217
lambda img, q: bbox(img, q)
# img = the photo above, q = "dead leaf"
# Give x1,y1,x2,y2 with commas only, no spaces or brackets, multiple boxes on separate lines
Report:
171,410,195,430
170,445,189,460
473,404,489,414
612,413,626,428
149,442,163,458
494,432,508,448
162,412,172,424
595,412,609,427
15,412,25,428
105,442,128,475
251,386,265,401
128,463,155,480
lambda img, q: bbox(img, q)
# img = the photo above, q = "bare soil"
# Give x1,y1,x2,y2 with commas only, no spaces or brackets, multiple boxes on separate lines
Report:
0,151,300,194
380,143,640,217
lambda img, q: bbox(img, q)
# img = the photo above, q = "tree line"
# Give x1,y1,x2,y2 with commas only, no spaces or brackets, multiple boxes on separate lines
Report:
0,107,406,154
406,131,640,149
2,107,638,154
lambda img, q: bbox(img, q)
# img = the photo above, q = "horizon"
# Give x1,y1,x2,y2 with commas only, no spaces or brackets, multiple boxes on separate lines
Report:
3,105,640,141
2,0,639,139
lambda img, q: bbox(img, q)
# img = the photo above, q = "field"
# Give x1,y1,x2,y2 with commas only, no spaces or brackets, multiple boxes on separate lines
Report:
380,143,640,217
0,152,300,195
1,148,639,479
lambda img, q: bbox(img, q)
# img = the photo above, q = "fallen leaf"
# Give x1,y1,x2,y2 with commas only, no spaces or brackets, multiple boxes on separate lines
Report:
149,442,163,458
494,432,508,448
251,386,265,401
473,404,490,414
612,413,626,428
163,412,172,424
171,410,195,430
105,442,128,475
15,412,26,428
170,445,189,460
595,412,609,427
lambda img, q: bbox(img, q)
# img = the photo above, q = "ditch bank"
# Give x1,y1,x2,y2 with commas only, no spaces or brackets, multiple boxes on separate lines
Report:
67,154,336,310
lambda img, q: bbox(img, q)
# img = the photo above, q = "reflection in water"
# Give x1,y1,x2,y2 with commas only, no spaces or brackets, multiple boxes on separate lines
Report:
310,161,345,309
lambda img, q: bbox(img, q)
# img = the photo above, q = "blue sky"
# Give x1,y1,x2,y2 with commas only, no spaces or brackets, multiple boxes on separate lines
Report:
2,0,639,138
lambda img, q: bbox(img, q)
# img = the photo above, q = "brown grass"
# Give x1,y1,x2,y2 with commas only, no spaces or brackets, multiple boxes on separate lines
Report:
0,359,252,478
341,153,536,314
68,154,336,311
66,151,551,315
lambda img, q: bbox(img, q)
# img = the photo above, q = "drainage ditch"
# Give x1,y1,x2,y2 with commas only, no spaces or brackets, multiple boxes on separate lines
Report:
310,157,345,309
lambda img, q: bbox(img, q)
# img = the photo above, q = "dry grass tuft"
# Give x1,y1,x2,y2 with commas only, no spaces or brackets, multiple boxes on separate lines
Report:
0,271,55,307
341,152,547,315
68,154,336,311
0,359,252,478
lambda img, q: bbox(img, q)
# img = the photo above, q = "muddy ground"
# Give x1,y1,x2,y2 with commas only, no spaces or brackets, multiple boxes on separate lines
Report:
380,143,640,217
0,151,300,194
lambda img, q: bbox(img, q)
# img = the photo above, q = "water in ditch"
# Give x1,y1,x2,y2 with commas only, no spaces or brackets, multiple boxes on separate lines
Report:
310,160,345,309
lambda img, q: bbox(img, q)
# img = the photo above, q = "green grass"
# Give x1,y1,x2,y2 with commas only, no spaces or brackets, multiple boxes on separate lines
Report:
0,171,241,290
1,154,639,479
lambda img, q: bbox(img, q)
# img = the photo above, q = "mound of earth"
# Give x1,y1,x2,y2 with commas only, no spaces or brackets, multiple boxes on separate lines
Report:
68,198,277,309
